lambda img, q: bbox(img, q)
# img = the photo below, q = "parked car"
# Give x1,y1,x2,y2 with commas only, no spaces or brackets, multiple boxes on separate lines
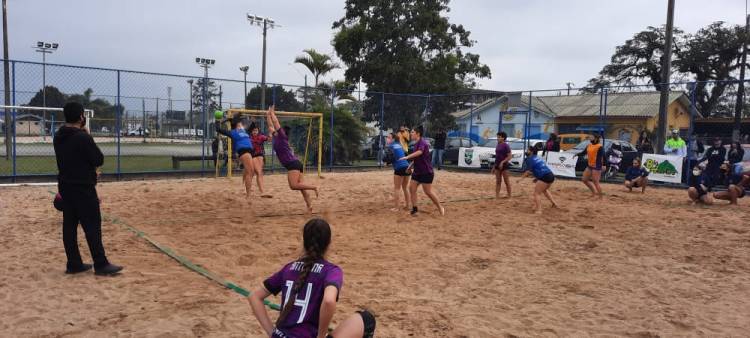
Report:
480,138,545,169
565,139,638,173
443,137,475,164
126,128,150,136
558,133,593,151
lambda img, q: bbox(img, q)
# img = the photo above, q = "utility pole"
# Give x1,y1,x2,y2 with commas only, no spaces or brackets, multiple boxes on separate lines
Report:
656,0,675,154
566,82,574,96
34,41,58,141
3,0,10,159
733,14,749,142
240,66,249,108
187,79,193,135
247,14,279,110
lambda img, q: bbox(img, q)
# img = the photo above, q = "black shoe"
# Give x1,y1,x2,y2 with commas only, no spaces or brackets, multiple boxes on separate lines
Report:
65,263,92,274
95,263,123,276
410,207,418,216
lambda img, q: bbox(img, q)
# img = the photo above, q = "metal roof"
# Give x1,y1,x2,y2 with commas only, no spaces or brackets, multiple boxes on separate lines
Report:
452,91,698,119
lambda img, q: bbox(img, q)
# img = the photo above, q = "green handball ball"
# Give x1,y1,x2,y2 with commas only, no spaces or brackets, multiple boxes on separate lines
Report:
214,110,224,120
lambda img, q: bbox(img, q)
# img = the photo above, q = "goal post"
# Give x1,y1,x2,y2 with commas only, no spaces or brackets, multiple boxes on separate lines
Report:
0,105,95,138
218,108,324,178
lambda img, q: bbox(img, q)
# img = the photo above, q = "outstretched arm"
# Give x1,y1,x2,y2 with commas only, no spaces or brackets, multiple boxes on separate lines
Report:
265,108,276,134
215,121,232,137
268,105,281,130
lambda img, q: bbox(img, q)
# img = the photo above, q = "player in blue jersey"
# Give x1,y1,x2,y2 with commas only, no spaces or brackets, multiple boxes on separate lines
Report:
713,162,750,205
519,145,558,214
386,132,411,211
249,218,376,338
216,113,255,197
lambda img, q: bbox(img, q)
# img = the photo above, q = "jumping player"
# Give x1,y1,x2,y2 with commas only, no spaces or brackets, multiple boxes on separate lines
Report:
399,126,445,216
624,158,649,193
215,114,256,197
265,106,319,213
713,162,750,205
249,122,272,198
519,145,558,214
248,218,377,338
386,132,411,211
688,164,713,205
491,131,512,199
578,134,606,198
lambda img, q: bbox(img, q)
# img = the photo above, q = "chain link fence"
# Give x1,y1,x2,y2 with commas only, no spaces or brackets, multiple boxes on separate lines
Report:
1,59,749,184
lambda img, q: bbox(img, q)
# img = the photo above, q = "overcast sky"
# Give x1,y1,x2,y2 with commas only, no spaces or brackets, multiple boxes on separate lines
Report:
8,0,748,93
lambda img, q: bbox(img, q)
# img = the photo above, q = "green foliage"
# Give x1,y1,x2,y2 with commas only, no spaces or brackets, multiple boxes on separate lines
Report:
586,22,747,117
27,86,67,108
294,100,368,165
245,85,303,112
332,0,491,130
294,49,340,86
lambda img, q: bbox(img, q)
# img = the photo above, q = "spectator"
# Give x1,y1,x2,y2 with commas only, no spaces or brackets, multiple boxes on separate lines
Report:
663,129,687,157
54,102,123,276
699,137,726,186
727,141,744,164
624,157,649,193
684,133,705,183
636,131,654,154
542,133,560,158
432,128,447,170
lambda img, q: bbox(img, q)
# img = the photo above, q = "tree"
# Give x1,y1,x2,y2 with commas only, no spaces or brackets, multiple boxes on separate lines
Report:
675,22,747,116
294,49,339,87
245,85,303,112
585,26,685,92
27,85,67,108
332,0,491,130
191,78,220,125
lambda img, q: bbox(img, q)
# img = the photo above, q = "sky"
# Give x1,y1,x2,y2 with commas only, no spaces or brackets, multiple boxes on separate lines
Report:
7,0,748,95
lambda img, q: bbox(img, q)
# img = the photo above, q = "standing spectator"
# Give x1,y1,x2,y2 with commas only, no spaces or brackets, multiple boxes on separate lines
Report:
727,141,745,164
636,131,654,154
663,129,687,157
699,137,726,186
684,133,705,183
432,128,447,170
541,133,560,158
54,102,123,276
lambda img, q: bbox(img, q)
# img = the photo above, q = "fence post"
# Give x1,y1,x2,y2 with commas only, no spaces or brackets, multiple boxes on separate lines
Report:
602,87,608,143
329,88,335,171
523,91,533,169
379,92,384,168
201,76,207,176
469,94,474,146
11,60,16,181
116,70,121,179
687,82,697,186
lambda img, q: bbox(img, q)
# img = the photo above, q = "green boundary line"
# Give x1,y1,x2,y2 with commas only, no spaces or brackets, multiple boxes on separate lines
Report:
47,190,281,311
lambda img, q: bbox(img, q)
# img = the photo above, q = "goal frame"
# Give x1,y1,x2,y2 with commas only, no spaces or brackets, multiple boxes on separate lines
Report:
219,108,324,178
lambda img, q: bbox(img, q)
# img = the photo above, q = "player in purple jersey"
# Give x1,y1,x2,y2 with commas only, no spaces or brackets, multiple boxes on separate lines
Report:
399,126,445,216
266,106,319,213
249,218,376,338
491,131,512,199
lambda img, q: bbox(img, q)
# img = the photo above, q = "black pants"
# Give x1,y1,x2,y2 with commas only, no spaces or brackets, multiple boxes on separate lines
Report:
59,183,109,269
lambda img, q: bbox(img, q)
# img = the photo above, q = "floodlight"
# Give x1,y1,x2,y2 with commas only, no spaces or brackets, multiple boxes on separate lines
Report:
37,41,43,47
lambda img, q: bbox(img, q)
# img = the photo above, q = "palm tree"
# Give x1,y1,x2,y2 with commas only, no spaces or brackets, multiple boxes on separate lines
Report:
294,49,339,87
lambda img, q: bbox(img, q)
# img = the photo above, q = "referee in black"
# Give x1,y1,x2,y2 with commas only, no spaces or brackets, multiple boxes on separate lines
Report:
54,102,122,276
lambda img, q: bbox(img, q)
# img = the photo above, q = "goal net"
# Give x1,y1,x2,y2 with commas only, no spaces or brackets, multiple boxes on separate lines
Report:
215,108,323,177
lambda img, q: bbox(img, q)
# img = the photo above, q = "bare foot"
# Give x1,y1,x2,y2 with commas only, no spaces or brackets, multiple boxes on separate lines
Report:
314,187,320,198
306,207,313,214
439,206,446,216
534,209,543,215
551,203,559,209
390,207,400,212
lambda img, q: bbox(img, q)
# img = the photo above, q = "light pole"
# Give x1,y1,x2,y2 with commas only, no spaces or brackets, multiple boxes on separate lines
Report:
289,62,308,111
34,41,58,141
187,79,193,135
34,41,58,107
240,66,249,108
195,57,214,173
247,13,279,110
3,0,10,159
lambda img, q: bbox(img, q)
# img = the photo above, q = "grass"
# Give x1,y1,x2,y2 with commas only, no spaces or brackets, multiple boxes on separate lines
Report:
0,156,383,176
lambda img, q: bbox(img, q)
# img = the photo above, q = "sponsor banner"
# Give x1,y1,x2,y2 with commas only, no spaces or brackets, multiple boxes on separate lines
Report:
458,147,481,168
543,152,577,178
642,153,684,184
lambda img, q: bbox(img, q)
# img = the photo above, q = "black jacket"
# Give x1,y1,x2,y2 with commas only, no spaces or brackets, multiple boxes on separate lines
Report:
700,146,726,170
433,132,447,150
54,126,104,185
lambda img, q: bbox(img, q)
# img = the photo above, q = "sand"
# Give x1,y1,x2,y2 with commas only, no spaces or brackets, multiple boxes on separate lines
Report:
1,170,749,337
